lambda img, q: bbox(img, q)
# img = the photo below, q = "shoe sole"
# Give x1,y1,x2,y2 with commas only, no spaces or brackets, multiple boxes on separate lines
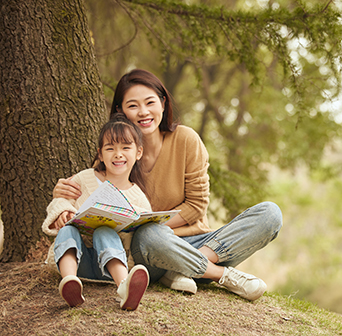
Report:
60,279,85,307
160,276,197,294
121,269,149,310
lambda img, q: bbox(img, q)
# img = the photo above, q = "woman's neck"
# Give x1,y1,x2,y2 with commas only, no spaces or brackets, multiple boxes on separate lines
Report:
141,131,164,173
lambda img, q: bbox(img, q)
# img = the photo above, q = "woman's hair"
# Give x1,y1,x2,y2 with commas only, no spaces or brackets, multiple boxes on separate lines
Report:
92,113,146,193
110,68,178,132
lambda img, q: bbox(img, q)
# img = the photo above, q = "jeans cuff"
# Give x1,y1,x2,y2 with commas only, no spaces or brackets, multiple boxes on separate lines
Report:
54,238,82,271
205,239,228,264
192,254,209,279
99,248,128,278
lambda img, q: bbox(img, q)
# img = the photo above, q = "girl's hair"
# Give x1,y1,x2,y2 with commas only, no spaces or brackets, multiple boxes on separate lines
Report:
110,68,178,132
92,113,146,193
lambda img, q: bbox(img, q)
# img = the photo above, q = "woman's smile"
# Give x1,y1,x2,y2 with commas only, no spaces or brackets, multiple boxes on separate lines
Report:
122,85,164,136
138,118,154,127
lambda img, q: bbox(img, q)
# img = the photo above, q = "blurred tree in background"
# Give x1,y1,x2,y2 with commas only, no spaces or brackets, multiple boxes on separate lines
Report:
85,0,342,219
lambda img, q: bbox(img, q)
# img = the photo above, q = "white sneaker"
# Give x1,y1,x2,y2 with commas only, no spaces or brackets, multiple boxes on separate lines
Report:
218,267,267,301
160,271,197,294
117,265,149,310
59,275,85,307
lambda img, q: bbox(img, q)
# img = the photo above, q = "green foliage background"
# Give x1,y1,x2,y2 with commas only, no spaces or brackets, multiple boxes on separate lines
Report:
86,0,342,216
238,157,342,314
84,0,342,312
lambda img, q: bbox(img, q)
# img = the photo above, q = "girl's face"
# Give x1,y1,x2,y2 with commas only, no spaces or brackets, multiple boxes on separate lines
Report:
98,133,143,182
122,85,165,137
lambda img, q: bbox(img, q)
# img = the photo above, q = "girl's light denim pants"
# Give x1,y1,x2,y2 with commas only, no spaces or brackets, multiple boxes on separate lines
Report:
131,201,282,282
54,225,127,281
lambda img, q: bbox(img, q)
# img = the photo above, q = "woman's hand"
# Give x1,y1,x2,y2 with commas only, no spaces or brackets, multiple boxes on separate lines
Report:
53,176,81,199
53,211,75,230
164,213,187,229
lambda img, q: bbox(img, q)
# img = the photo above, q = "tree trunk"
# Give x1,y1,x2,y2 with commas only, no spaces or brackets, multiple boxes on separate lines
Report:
0,0,107,261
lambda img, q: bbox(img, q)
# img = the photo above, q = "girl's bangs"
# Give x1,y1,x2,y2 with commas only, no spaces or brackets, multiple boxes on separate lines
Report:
105,123,135,144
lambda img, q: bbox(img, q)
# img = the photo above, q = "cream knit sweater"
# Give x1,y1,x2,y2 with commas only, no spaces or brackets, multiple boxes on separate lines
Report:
42,168,151,273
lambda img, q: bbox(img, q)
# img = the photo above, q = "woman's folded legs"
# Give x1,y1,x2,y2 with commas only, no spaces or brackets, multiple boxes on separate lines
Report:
131,201,282,300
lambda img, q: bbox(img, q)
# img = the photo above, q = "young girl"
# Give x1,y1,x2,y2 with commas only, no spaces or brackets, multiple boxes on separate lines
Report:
42,114,150,310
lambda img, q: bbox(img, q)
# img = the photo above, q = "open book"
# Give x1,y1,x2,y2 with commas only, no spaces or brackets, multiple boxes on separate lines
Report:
65,180,180,236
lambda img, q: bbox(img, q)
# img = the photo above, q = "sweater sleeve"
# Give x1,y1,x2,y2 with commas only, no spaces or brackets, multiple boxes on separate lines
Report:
175,128,210,226
41,198,77,236
41,169,97,237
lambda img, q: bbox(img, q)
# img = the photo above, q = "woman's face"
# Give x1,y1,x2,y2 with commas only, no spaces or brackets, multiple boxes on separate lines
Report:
121,85,165,137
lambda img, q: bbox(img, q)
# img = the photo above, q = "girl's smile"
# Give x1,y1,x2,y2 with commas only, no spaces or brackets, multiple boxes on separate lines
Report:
98,135,143,185
113,161,126,166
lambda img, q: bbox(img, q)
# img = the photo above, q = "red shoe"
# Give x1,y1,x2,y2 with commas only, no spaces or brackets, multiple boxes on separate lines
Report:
117,265,149,310
59,275,85,307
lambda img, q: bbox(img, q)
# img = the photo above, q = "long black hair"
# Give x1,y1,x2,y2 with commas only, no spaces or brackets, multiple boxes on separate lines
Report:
110,68,179,132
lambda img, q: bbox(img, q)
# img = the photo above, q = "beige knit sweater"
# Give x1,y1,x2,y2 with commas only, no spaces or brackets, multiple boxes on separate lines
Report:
143,125,213,237
42,168,151,272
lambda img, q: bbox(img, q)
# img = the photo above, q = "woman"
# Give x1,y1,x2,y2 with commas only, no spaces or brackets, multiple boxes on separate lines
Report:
54,69,282,301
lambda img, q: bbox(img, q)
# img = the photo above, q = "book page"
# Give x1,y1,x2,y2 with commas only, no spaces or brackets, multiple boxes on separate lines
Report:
77,181,135,215
67,206,135,235
136,210,180,222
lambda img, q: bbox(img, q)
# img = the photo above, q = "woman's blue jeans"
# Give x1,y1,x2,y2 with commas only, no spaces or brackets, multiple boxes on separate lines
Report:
54,225,127,281
131,201,282,282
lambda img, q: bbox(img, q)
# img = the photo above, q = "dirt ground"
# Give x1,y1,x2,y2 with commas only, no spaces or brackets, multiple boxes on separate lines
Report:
1,242,342,336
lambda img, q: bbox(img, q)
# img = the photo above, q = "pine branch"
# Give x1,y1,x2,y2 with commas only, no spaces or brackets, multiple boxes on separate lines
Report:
97,0,139,57
117,0,342,107
123,0,336,23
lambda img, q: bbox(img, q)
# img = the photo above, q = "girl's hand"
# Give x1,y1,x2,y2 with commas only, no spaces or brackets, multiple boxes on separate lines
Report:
54,211,75,230
53,176,81,199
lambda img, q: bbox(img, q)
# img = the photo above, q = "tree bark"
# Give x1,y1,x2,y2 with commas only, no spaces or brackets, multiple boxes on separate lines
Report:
0,0,107,261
